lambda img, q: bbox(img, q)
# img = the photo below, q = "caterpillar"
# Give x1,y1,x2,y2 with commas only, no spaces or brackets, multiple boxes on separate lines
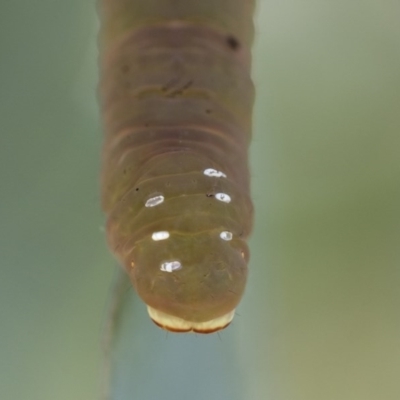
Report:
99,0,255,333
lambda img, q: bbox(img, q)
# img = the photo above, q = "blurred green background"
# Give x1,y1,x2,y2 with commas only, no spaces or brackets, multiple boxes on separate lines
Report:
1,1,399,399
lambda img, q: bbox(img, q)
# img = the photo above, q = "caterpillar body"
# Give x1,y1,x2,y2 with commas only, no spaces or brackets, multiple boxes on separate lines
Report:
99,0,255,333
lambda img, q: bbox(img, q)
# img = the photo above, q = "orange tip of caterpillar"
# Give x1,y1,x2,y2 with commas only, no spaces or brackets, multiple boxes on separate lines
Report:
147,306,235,334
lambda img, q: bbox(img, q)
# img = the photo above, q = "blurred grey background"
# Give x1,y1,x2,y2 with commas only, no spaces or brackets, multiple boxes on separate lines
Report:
1,1,399,399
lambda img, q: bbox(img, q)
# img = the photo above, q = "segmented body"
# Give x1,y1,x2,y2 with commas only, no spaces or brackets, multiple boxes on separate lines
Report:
99,0,255,332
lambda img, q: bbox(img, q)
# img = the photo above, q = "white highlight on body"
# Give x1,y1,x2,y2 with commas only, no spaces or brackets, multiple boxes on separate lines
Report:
215,193,231,203
220,231,233,241
160,260,182,273
145,195,164,207
152,231,170,241
203,168,227,178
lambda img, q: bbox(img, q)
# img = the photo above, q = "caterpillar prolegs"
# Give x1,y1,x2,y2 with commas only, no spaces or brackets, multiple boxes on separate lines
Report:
99,0,255,333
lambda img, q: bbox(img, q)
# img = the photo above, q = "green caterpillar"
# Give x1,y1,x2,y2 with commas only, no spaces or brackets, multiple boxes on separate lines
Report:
99,0,255,333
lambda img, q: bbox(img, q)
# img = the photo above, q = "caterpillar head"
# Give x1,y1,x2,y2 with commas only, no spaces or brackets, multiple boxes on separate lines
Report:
127,230,249,333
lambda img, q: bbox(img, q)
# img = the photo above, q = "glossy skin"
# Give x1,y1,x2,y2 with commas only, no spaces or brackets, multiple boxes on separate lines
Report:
99,0,255,329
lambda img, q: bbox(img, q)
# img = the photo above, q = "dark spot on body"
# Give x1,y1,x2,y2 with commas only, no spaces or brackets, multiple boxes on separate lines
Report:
135,187,139,191
181,79,193,90
205,109,212,114
163,79,194,97
226,35,240,51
